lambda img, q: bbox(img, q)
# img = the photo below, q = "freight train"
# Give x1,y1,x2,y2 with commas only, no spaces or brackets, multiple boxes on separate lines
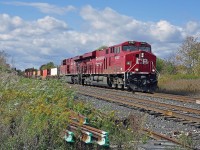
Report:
25,41,158,92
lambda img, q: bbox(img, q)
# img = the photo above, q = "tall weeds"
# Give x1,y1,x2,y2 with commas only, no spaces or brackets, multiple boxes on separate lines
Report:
0,72,145,149
158,75,200,97
0,73,75,149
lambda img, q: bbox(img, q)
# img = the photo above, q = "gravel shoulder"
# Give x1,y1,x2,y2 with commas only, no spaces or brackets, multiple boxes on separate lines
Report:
75,92,200,149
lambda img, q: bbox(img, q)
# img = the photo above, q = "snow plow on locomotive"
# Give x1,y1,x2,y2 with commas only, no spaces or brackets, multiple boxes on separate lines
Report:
60,41,158,93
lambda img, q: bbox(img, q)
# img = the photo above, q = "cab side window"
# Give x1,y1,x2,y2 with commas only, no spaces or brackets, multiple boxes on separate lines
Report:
110,47,114,53
114,47,120,54
63,60,66,65
106,49,109,54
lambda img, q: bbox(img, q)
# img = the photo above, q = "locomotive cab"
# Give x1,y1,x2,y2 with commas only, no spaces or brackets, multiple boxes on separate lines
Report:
122,41,157,92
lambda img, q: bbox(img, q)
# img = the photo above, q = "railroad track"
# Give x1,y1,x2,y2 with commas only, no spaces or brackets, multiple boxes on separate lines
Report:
141,128,193,149
65,103,195,149
76,88,200,126
77,85,200,104
79,87,200,115
73,84,199,104
135,92,199,104
70,85,200,149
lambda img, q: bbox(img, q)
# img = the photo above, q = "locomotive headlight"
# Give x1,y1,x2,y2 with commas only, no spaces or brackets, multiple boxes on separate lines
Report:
141,53,144,58
135,68,139,71
126,61,131,65
152,69,155,72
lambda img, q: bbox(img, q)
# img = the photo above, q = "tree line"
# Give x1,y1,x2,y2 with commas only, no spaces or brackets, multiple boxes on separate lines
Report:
157,36,200,75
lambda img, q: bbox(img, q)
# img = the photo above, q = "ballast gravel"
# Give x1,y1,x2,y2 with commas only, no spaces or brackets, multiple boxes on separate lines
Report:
75,93,200,149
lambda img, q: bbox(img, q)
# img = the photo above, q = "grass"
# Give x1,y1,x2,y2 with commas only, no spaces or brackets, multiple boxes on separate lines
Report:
0,73,74,149
2,71,198,149
157,74,200,97
0,72,145,149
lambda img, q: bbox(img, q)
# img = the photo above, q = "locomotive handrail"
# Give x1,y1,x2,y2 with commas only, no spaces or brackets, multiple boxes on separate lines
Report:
126,63,137,73
150,61,160,78
124,63,137,88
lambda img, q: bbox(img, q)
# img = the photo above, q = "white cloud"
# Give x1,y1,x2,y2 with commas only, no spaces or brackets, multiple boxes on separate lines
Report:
149,20,183,42
1,5,200,70
37,16,68,30
80,6,184,43
3,2,76,15
185,21,200,37
0,34,12,40
0,14,24,32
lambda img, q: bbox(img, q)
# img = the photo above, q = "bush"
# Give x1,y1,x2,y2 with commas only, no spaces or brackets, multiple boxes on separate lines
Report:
0,75,75,149
0,73,146,149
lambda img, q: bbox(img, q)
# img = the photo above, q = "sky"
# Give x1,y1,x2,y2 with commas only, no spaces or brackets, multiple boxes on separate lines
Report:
1,0,200,70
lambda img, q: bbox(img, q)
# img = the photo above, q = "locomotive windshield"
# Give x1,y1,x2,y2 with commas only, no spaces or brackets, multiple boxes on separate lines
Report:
139,46,151,52
123,45,138,51
122,45,151,52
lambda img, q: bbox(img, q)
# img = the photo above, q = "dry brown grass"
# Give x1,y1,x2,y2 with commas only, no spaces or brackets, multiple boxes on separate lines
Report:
158,78,200,98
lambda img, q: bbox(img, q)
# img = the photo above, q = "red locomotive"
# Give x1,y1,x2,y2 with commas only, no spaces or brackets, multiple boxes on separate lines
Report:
60,41,158,92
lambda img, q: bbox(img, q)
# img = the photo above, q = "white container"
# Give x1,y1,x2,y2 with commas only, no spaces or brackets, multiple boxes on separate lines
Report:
51,68,58,76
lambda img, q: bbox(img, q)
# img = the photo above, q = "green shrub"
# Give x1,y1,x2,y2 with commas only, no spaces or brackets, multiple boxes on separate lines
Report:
0,76,74,149
0,73,146,149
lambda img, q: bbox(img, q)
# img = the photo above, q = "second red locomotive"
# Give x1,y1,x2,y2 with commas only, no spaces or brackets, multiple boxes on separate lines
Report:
60,41,157,92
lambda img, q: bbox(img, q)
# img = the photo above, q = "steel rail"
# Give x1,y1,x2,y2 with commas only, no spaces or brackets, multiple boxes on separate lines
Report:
85,89,200,115
74,84,199,104
65,98,194,149
66,125,92,143
78,91,200,123
142,128,193,149
71,121,108,135
63,120,109,145
135,92,198,104
69,109,89,124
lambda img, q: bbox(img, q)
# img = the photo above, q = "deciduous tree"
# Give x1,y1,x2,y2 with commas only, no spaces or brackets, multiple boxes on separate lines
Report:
156,58,165,73
40,62,56,70
97,45,108,50
0,51,10,71
177,36,200,74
